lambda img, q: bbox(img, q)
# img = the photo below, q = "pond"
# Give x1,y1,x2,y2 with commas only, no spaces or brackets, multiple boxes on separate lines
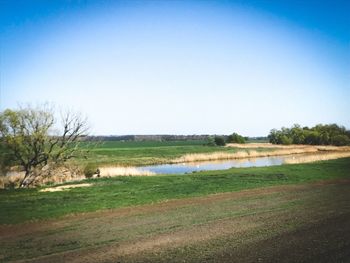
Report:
137,155,292,174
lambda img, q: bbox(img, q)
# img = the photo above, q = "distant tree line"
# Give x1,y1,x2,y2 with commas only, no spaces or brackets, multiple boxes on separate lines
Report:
85,135,211,142
85,133,251,146
86,133,249,147
83,134,267,144
268,124,350,146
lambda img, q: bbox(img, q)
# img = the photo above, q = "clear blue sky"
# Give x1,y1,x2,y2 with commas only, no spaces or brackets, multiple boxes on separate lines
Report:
1,0,349,136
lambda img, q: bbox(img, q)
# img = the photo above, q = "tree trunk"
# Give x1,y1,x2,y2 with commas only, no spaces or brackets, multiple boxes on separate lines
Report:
20,170,32,188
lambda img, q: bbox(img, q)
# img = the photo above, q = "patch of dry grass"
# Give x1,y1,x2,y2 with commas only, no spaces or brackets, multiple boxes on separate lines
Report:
0,172,24,189
175,144,350,164
284,152,350,164
0,167,84,189
172,148,319,163
99,167,155,177
226,143,306,149
0,166,154,189
40,183,92,192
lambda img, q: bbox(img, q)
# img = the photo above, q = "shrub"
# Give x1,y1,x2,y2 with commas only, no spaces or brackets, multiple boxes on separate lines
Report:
206,136,216,146
332,135,350,146
214,136,226,146
280,135,293,145
4,181,16,189
84,163,98,178
304,131,320,145
227,132,245,144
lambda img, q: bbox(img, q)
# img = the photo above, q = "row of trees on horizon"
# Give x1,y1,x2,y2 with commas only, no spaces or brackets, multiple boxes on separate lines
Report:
268,124,350,146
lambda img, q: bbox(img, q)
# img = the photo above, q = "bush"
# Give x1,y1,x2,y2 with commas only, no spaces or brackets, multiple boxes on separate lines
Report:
206,136,216,146
280,135,293,145
84,163,98,178
304,131,320,145
332,135,350,146
214,136,226,146
4,181,16,189
227,132,245,144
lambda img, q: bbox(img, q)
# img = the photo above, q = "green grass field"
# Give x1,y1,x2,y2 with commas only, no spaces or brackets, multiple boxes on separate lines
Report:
1,157,349,225
76,140,275,166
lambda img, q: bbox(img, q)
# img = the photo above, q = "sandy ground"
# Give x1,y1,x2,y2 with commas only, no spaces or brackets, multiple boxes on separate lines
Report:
99,166,155,177
39,183,92,192
1,180,349,263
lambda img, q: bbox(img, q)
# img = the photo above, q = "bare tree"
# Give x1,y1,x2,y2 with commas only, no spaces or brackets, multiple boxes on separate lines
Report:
0,105,89,187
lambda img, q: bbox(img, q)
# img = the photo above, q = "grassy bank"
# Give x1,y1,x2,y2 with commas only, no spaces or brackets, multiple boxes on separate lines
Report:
1,158,349,225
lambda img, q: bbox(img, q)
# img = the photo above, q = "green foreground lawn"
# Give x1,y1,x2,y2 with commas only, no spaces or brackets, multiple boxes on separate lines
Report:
1,157,349,225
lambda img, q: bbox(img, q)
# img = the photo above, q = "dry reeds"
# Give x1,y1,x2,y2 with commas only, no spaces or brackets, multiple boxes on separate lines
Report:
0,167,84,189
226,143,307,149
171,148,320,163
0,172,24,189
174,144,350,164
284,152,350,164
315,146,350,152
0,165,154,189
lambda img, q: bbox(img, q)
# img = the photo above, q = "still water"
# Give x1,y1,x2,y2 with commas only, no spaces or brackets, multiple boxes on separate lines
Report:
137,155,291,174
